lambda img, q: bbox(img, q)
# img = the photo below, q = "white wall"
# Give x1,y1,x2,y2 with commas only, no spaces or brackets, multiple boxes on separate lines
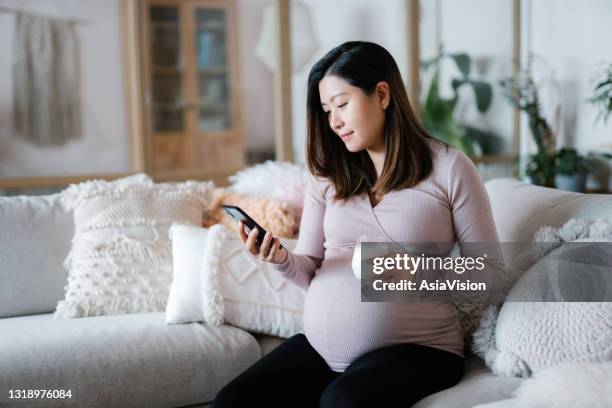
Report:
287,0,514,166
0,0,129,178
420,0,517,180
236,0,275,155
526,0,612,154
290,0,408,163
422,0,612,156
425,0,515,154
3,1,609,181
419,0,612,184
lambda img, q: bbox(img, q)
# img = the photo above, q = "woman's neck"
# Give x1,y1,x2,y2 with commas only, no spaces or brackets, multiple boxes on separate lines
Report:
367,148,385,179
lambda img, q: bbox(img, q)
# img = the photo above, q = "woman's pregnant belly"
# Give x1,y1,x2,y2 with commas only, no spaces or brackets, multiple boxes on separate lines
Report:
302,251,464,372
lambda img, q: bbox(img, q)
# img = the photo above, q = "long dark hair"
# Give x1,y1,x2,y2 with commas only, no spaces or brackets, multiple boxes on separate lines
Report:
306,41,445,201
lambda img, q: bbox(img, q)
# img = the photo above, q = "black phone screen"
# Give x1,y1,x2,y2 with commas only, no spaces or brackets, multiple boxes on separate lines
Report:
222,205,267,245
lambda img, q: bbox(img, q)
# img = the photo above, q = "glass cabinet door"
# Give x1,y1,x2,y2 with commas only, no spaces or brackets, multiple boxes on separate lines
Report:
149,5,184,132
144,0,244,179
194,7,231,132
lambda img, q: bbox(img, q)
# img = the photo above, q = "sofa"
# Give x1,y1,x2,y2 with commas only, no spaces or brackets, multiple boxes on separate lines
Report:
1,177,611,408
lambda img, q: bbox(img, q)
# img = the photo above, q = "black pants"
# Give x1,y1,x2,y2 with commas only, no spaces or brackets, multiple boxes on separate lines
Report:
213,333,464,408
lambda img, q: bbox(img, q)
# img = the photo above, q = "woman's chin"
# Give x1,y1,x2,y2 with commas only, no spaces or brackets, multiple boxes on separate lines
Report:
344,141,364,153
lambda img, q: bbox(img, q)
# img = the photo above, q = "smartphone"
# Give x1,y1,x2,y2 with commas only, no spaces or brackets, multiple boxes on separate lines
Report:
221,205,283,249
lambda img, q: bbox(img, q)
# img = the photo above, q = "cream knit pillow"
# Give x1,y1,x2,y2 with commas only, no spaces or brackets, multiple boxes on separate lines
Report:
55,178,214,318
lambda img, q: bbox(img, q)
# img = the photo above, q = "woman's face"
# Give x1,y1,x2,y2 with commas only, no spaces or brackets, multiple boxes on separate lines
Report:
319,75,388,153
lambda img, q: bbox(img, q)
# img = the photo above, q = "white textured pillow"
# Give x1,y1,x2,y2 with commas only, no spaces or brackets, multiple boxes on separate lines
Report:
473,218,612,377
166,224,304,338
55,178,214,318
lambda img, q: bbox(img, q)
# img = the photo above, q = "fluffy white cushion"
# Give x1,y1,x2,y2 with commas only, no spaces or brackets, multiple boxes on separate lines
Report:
475,361,612,408
227,161,308,217
55,178,214,318
473,219,612,377
511,361,612,408
166,224,304,338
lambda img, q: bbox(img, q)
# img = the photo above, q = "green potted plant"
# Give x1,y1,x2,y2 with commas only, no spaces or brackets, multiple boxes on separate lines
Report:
554,147,591,192
588,62,612,125
421,50,502,157
499,66,556,187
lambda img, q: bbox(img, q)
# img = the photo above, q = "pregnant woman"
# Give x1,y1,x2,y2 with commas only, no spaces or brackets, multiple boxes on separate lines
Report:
213,41,503,408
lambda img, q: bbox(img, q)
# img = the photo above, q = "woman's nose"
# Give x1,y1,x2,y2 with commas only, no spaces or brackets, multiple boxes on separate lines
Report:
330,111,344,130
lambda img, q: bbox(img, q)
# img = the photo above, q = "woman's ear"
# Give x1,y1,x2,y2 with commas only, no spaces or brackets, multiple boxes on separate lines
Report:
375,81,390,110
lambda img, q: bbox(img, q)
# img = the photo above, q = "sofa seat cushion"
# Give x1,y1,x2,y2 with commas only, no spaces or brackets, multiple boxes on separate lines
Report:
413,353,524,408
0,313,260,407
252,333,287,356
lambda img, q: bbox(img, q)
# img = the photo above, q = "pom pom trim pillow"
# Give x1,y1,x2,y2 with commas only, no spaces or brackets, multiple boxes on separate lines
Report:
472,218,612,377
55,178,214,318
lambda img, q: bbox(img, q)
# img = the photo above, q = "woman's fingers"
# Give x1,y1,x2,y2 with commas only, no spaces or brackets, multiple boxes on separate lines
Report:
237,221,248,243
265,237,281,262
237,223,281,263
245,226,259,255
259,231,273,259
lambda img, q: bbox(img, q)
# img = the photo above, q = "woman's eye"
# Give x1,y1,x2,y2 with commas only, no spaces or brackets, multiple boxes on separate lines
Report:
338,102,347,109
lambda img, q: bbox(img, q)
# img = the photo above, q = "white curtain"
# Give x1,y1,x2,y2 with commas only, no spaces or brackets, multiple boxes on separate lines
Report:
12,12,81,146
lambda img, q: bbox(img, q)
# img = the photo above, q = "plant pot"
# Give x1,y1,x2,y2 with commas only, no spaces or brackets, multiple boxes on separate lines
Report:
555,173,588,193
527,174,555,188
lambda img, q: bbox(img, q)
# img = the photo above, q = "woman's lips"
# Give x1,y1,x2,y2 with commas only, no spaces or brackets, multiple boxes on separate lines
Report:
340,131,354,141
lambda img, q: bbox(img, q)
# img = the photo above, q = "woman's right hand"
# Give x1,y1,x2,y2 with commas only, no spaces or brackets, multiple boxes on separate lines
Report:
237,220,288,264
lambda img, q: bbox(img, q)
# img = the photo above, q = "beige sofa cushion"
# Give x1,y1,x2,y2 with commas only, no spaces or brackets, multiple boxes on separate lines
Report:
0,194,72,318
485,178,612,243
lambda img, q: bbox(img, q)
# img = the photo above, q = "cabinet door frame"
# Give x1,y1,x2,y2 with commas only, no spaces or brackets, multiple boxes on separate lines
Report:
184,0,242,142
136,0,244,182
141,0,189,175
183,0,244,174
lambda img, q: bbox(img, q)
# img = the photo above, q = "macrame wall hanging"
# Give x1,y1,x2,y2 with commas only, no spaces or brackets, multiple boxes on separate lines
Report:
11,9,82,146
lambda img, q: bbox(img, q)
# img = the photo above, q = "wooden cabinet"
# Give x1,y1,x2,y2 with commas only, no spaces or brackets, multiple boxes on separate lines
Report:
142,0,244,181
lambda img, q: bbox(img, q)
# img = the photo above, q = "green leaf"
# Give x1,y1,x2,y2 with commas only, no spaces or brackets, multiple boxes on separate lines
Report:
421,55,441,71
451,78,466,91
464,125,503,155
423,68,441,121
595,79,612,90
459,137,477,157
449,53,470,77
467,80,493,112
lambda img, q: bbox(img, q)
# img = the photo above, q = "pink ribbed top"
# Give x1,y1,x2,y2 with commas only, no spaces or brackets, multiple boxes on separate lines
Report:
273,140,501,372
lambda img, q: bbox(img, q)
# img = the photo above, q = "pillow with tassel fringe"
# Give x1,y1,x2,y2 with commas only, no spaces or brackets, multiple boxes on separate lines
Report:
54,177,214,318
